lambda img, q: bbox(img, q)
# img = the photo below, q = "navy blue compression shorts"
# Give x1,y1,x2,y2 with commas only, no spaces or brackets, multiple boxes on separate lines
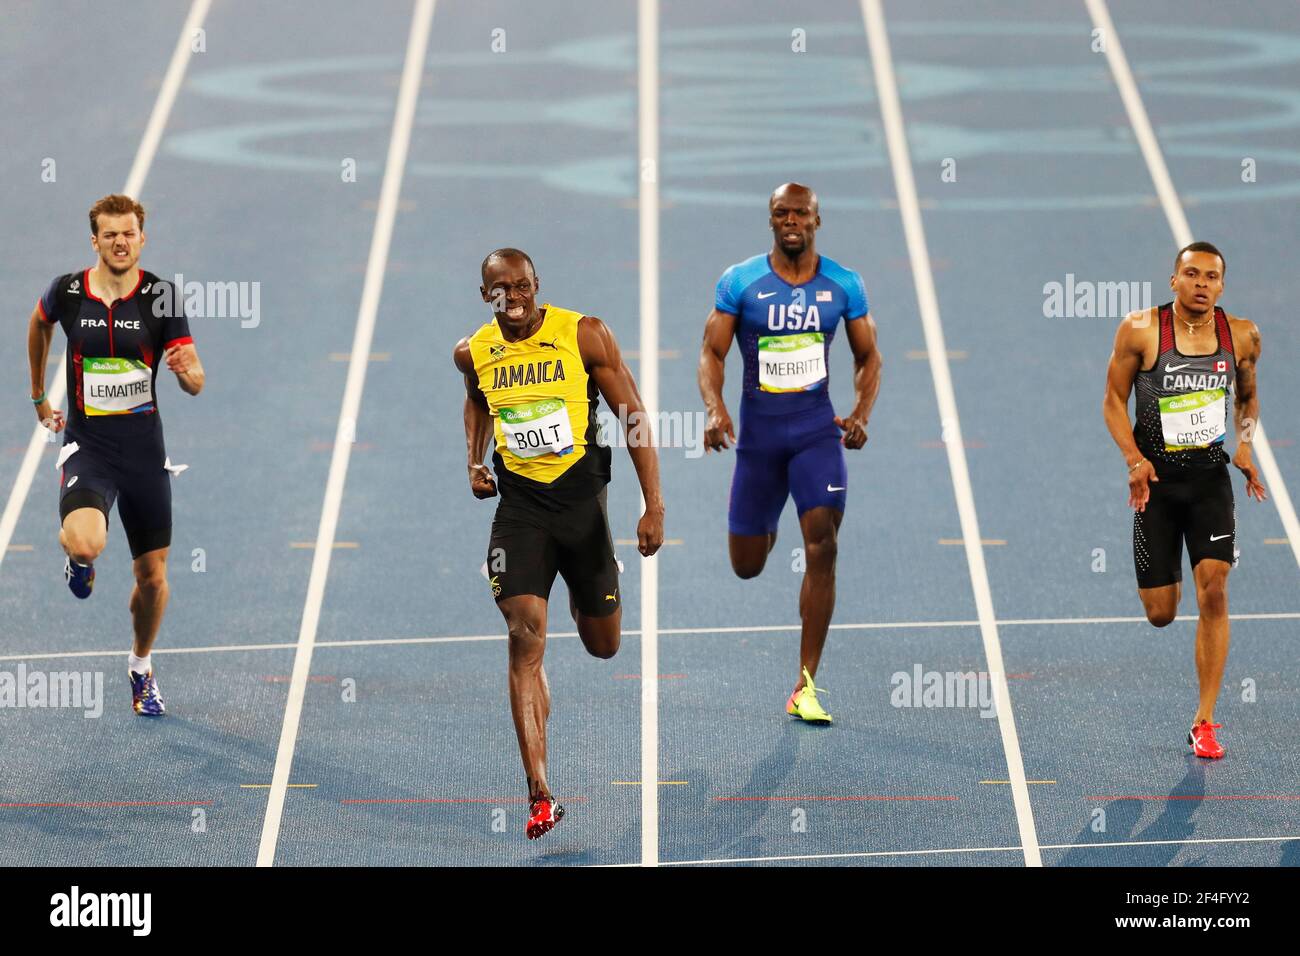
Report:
727,403,847,536
58,426,173,560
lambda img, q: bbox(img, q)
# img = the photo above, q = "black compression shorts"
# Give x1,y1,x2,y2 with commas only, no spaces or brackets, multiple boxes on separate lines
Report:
57,428,173,560
486,487,621,617
1133,464,1236,589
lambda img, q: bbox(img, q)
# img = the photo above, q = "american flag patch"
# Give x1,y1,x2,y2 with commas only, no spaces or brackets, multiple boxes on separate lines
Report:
816,290,832,302
1216,360,1227,372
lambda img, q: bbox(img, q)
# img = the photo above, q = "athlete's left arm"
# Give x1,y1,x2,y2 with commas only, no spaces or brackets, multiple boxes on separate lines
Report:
837,313,882,450
578,316,664,557
157,280,204,395
165,343,205,396
1231,317,1266,501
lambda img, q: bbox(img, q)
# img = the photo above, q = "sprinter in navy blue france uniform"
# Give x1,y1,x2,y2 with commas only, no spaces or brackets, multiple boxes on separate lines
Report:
26,194,205,716
698,183,882,724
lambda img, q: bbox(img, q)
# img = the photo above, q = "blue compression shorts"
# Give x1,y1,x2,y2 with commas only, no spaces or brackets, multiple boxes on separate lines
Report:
727,402,847,536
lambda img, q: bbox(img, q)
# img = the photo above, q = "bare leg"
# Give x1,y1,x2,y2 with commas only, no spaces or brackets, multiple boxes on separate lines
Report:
1138,582,1180,628
129,547,170,658
501,594,552,800
794,507,842,690
60,507,107,565
569,590,621,659
1191,559,1231,725
729,531,777,579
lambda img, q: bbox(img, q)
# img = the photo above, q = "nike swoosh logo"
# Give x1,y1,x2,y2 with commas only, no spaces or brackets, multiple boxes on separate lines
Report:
1210,533,1231,541
1165,363,1192,372
827,485,845,492
757,291,777,299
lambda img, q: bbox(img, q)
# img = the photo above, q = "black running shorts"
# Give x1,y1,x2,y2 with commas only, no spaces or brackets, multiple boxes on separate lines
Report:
1133,464,1236,589
486,487,621,617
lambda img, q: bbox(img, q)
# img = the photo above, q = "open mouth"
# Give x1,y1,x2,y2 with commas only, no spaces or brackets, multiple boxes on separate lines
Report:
505,305,525,318
782,232,801,242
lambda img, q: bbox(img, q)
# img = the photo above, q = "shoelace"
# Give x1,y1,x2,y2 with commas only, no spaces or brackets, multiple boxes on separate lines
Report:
801,669,828,698
134,673,158,707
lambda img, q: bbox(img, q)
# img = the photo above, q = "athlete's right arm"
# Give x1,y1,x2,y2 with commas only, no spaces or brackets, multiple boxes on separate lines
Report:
1103,310,1157,510
26,302,64,433
453,337,497,499
698,307,736,451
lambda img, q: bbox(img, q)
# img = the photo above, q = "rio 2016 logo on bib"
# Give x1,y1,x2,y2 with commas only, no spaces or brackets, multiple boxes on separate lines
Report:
1159,388,1226,451
758,333,826,393
82,357,154,416
499,398,575,458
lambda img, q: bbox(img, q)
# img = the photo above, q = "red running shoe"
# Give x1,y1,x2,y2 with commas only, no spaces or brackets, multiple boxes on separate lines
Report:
527,795,565,840
1188,720,1224,759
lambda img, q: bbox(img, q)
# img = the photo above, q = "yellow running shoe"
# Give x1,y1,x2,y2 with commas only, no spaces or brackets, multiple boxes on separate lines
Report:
785,667,832,724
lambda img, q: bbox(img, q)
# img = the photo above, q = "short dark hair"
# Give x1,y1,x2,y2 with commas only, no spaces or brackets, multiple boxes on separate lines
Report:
480,247,535,284
1174,241,1225,276
89,194,146,235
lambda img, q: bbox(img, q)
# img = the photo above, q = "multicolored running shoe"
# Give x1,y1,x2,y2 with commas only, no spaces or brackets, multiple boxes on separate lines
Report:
786,666,832,724
130,670,166,717
64,557,95,599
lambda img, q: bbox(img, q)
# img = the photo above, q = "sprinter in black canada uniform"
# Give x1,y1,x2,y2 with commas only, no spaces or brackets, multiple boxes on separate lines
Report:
1103,242,1265,759
26,194,205,716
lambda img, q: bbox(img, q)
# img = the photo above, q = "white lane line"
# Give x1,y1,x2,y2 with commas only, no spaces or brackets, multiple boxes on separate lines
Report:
255,0,437,868
0,0,213,578
663,833,1300,866
637,0,661,870
664,846,1024,866
8,610,1300,664
1085,0,1300,574
860,0,1041,867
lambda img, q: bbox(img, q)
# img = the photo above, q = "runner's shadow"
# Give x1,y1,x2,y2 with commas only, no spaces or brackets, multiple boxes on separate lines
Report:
531,847,597,866
703,723,800,862
1059,762,1205,866
1056,797,1143,866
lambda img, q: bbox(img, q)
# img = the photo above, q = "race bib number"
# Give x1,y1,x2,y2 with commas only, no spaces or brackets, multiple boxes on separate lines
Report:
83,357,154,416
1160,388,1226,451
758,333,826,393
499,398,575,458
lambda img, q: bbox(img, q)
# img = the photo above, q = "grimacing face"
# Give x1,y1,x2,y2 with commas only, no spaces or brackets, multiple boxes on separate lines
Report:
91,212,145,276
481,255,539,331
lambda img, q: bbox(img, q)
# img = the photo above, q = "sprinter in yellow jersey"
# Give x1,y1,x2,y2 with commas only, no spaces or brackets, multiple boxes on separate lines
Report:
453,248,664,839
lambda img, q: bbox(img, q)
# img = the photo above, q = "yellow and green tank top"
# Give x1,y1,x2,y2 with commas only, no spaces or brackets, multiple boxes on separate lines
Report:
468,304,610,501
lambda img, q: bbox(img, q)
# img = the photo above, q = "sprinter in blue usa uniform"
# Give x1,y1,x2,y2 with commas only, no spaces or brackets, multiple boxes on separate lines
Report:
26,194,205,716
698,183,882,723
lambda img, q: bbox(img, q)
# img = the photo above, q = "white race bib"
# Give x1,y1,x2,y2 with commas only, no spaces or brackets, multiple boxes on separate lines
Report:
758,333,826,393
1159,388,1226,451
499,398,575,458
83,357,153,416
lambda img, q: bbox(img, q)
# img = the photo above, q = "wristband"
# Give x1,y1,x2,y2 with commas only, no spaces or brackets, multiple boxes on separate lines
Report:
1128,457,1148,473
31,392,46,405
